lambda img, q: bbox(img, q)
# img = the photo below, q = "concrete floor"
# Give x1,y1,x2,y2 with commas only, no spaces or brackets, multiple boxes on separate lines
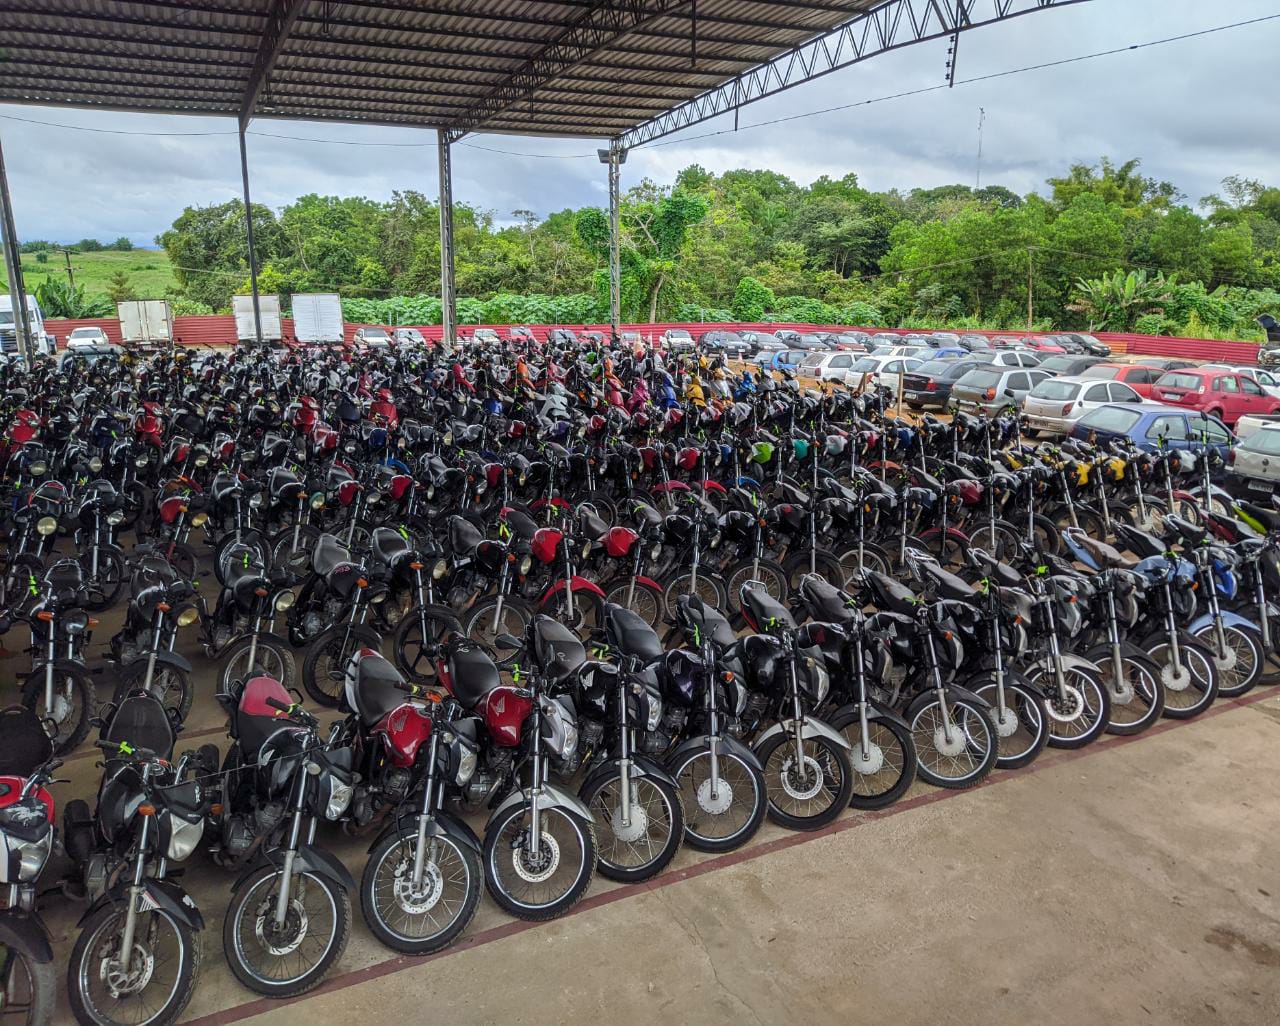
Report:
31,594,1280,1025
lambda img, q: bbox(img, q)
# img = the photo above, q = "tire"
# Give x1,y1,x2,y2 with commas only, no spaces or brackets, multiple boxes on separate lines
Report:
79,548,126,612
0,922,55,1026
835,541,893,583
601,578,664,630
754,728,853,830
661,568,726,620
69,902,200,1026
392,604,462,683
666,745,767,853
907,694,997,789
219,634,296,694
1023,663,1110,749
911,530,967,572
1193,623,1263,698
781,550,845,594
538,587,603,636
1147,637,1220,718
1124,495,1167,535
580,770,683,883
301,623,382,707
21,666,92,756
969,678,1050,770
154,539,199,584
360,827,482,955
271,525,321,579
113,661,193,725
483,804,596,921
829,709,917,808
223,866,350,998
1088,647,1165,736
723,559,788,613
213,531,270,583
956,520,1023,564
462,596,534,669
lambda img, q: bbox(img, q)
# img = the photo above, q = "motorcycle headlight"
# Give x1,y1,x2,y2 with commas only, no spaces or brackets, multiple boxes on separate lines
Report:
106,510,125,526
345,441,358,454
432,558,448,580
645,688,663,731
195,454,209,467
443,431,454,447
191,512,209,527
248,492,264,508
176,606,200,627
426,485,436,500
518,471,528,486
449,735,477,786
165,812,203,862
274,590,296,612
28,460,46,477
518,553,532,576
36,515,57,536
367,492,381,506
309,492,326,511
89,456,103,473
134,455,148,469
474,480,487,496
581,540,591,559
324,774,353,820
538,695,578,759
649,542,663,562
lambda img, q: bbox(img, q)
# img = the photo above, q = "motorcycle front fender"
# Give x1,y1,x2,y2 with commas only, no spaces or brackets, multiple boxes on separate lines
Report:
124,649,193,675
255,844,356,893
488,782,595,827
828,698,911,732
1084,642,1159,673
142,878,204,932
0,910,52,963
540,576,606,602
1032,653,1102,679
579,753,679,798
664,732,762,773
752,715,851,752
1189,610,1259,635
367,809,482,858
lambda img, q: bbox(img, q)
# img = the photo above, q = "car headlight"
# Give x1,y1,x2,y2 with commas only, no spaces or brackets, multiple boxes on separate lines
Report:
88,457,102,473
518,553,532,576
28,461,46,477
36,515,57,536
191,512,209,527
106,510,124,526
274,590,296,612
176,606,200,627
248,493,263,508
309,492,326,511
134,455,148,469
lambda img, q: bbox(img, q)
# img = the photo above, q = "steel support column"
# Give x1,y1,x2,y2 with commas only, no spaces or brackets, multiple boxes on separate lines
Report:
601,143,626,340
0,135,33,362
237,126,264,347
437,128,456,347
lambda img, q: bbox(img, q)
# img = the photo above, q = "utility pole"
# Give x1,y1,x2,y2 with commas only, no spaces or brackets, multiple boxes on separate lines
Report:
1026,247,1035,330
600,143,627,340
975,108,986,191
60,248,75,289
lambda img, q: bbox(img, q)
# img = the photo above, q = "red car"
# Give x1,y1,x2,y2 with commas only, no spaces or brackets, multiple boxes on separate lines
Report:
1151,368,1280,426
1078,362,1162,399
1021,337,1067,354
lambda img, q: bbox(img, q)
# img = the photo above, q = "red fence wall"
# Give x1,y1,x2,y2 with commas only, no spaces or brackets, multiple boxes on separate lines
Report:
43,316,1265,365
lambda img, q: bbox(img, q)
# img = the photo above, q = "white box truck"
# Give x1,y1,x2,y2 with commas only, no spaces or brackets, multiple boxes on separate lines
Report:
117,300,173,347
0,294,56,357
290,293,344,344
233,294,282,342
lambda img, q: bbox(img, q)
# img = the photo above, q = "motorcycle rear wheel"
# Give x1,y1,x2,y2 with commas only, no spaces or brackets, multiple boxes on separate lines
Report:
301,623,382,707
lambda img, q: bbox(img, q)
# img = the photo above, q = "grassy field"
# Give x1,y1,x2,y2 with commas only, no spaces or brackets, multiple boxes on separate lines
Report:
1,248,178,300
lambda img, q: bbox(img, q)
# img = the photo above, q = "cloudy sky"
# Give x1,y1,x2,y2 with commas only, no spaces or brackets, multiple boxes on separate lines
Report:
2,0,1277,246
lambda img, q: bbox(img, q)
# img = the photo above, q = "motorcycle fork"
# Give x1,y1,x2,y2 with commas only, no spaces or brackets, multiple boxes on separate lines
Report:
852,627,872,759
704,640,723,799
989,609,1009,719
618,680,633,827
1163,583,1183,665
786,651,809,780
923,628,956,745
1205,565,1228,657
274,772,308,927
43,616,57,715
529,726,545,861
1105,589,1127,698
411,732,441,890
291,495,305,554
144,610,165,690
118,807,152,976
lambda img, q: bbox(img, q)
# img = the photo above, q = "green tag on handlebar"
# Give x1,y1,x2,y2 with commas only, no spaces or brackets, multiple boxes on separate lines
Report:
693,624,702,646
27,573,37,597
1035,565,1048,576
118,741,135,755
398,524,410,540
512,663,521,683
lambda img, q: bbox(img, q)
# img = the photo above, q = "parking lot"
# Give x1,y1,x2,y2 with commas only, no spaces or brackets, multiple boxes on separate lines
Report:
32,599,1280,1026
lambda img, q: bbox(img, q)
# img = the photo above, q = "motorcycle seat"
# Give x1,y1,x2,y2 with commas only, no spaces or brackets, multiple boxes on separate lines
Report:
312,533,352,577
604,603,663,663
579,508,609,542
448,516,484,556
632,503,663,531
532,616,586,681
1062,529,1136,570
447,643,501,710
501,508,539,541
740,580,797,633
1237,500,1280,534
347,648,407,728
211,475,241,502
966,548,1024,589
676,593,738,650
797,575,856,625
371,527,413,567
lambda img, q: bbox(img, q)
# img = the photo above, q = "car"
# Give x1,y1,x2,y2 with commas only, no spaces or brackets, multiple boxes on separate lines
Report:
829,331,871,351
986,349,1044,369
507,326,535,342
547,328,578,345
790,332,832,351
468,327,501,345
951,365,1053,415
743,331,786,354
1226,423,1280,498
799,350,864,383
900,358,990,410
869,332,901,348
1150,367,1280,427
958,335,993,352
1075,362,1160,398
1134,357,1196,372
928,332,961,347
1070,402,1235,457
1064,333,1111,357
1022,337,1067,354
1033,354,1106,377
871,344,930,361
66,325,111,349
1201,364,1280,399
392,327,427,348
699,330,752,358
843,354,923,393
757,349,809,374
353,326,393,348
57,343,121,371
1021,374,1143,435
661,328,694,353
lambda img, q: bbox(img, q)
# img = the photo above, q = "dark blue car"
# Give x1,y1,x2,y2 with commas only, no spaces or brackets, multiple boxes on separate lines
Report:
1069,402,1235,456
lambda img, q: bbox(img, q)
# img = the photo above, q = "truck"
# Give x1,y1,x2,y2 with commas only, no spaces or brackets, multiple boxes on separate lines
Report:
0,294,57,358
232,293,282,343
290,293,344,344
116,299,173,348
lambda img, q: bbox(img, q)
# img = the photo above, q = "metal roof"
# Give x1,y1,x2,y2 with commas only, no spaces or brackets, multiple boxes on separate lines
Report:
0,0,916,137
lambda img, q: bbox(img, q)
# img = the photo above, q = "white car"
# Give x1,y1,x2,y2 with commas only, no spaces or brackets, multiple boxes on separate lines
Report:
1021,374,1143,435
800,350,864,383
661,328,694,353
1226,422,1280,498
353,327,392,348
66,326,111,349
392,328,427,348
844,354,924,393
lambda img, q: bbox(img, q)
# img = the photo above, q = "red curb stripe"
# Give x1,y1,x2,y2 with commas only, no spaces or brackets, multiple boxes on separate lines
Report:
182,688,1278,1026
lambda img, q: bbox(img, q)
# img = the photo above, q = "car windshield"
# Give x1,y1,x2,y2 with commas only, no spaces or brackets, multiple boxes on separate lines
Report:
913,360,955,376
1081,365,1119,380
1031,380,1081,400
1079,407,1143,433
1037,357,1079,374
69,328,99,338
1244,430,1280,456
850,358,880,373
802,353,826,367
798,334,824,346
364,328,391,339
957,369,1002,389
0,312,13,325
1157,373,1202,390
755,333,782,345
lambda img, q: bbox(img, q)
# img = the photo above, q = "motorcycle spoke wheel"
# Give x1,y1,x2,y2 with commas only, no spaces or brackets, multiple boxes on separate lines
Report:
220,637,294,694
970,682,1048,770
463,598,532,668
1148,641,1218,718
670,749,765,852
1098,658,1164,735
1199,625,1263,698
362,832,481,954
756,732,853,830
836,715,916,808
583,775,682,882
0,940,53,1025
21,669,92,755
601,579,663,630
484,806,595,921
836,546,891,583
302,626,380,707
1040,670,1109,749
661,572,725,620
394,606,461,683
909,699,996,789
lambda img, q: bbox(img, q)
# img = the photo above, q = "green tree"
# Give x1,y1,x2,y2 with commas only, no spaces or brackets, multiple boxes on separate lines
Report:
158,199,283,311
106,271,137,304
731,277,775,321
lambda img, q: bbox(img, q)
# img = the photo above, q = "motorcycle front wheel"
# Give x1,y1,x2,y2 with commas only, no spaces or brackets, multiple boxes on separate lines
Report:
580,772,683,883
667,746,766,853
968,678,1049,770
907,695,997,789
392,604,462,683
218,634,296,695
1022,664,1110,749
754,730,853,830
69,903,200,1026
360,828,482,955
0,924,55,1026
829,710,917,808
462,596,533,668
1194,623,1263,698
113,662,193,725
223,867,350,998
21,666,92,755
1148,637,1220,719
483,804,596,921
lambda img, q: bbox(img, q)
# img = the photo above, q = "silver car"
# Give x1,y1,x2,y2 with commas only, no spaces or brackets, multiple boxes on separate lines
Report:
1022,375,1142,436
952,366,1052,415
1226,424,1280,498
